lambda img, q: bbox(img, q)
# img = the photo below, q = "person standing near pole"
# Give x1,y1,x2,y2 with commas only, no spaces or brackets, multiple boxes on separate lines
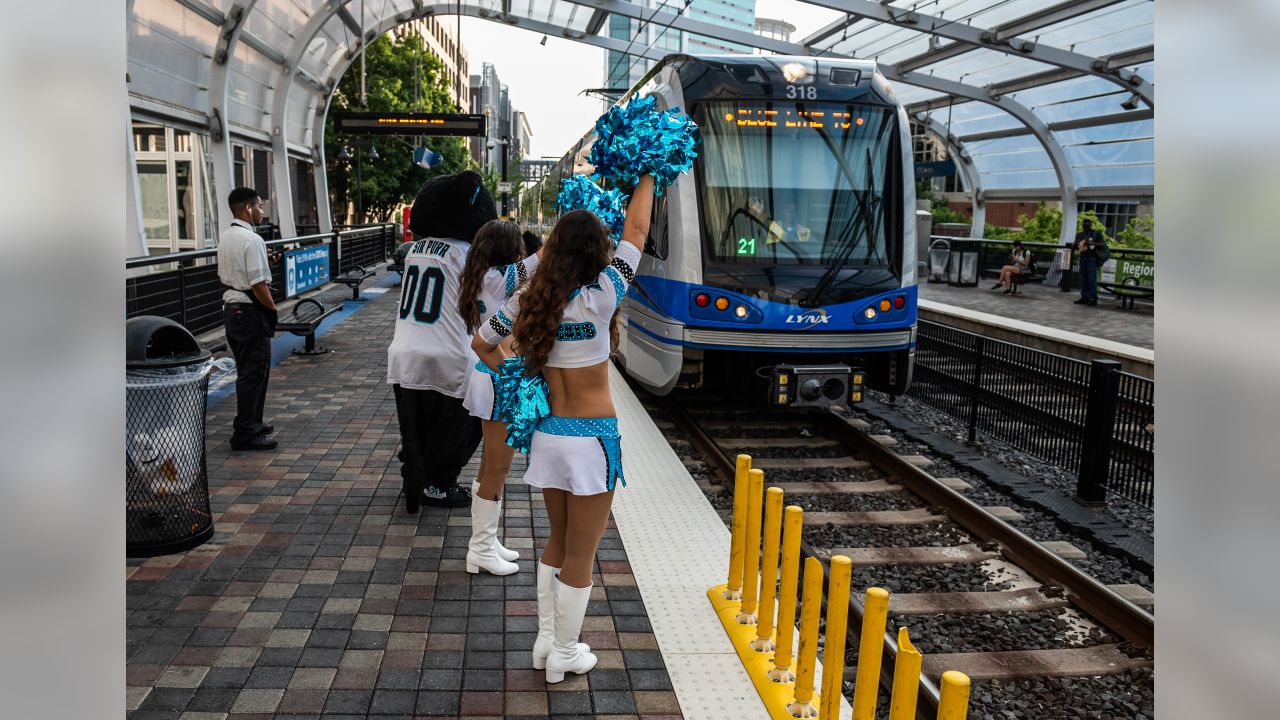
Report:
217,187,279,451
1074,218,1106,306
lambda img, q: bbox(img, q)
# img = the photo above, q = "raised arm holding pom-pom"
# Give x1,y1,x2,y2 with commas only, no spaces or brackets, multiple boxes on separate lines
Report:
621,174,654,252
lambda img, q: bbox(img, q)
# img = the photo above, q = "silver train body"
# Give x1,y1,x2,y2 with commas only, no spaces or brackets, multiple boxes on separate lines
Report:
557,55,918,401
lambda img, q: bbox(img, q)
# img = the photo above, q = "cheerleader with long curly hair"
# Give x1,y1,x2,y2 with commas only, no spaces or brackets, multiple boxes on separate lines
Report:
473,175,653,684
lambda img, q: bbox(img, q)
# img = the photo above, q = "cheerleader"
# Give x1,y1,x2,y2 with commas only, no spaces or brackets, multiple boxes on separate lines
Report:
472,174,654,683
458,220,541,576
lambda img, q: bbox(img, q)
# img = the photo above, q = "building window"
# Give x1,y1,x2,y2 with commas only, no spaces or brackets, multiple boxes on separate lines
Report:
132,121,214,255
1078,201,1139,237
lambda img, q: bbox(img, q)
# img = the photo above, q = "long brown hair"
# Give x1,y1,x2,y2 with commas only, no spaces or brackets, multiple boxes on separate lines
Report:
513,210,613,374
458,220,525,333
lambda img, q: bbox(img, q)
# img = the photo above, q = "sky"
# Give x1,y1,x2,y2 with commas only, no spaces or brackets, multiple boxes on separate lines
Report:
458,0,841,159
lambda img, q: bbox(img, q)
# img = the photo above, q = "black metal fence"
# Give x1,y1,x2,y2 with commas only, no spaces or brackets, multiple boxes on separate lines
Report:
126,225,395,336
908,320,1154,508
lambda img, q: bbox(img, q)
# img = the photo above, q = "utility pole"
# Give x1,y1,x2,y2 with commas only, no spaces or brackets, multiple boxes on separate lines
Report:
500,134,509,218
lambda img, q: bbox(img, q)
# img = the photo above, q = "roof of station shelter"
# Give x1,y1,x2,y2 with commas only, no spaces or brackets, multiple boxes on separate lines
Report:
127,0,1153,239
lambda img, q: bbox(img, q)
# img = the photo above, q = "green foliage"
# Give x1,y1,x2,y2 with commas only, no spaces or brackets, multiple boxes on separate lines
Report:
1112,214,1154,249
932,205,969,224
326,32,473,224
983,223,1020,240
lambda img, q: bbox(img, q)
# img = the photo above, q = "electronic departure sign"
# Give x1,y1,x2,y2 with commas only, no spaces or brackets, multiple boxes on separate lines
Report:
333,112,486,137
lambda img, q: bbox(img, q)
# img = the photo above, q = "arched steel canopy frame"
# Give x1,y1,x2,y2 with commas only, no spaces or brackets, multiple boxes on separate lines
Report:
916,115,985,238
132,0,1150,245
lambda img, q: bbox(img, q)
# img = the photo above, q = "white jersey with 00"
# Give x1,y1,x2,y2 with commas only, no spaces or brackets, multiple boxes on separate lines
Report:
386,237,473,396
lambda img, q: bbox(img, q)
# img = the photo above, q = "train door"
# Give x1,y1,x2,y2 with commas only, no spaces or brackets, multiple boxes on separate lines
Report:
620,184,686,395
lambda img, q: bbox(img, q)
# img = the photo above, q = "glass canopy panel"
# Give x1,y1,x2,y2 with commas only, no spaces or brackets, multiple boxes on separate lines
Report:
129,0,218,113
1035,0,1152,57
943,102,1024,139
924,51,1053,88
244,0,305,51
1055,121,1153,188
966,135,1057,190
227,41,277,133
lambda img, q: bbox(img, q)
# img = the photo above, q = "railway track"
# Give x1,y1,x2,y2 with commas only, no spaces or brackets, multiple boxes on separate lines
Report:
653,395,1155,719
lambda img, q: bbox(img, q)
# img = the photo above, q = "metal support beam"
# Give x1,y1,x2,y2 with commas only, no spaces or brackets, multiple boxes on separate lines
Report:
917,115,984,238
586,9,609,35
337,6,362,36
959,108,1153,143
885,67,1078,245
802,0,1153,106
207,0,258,234
894,0,1126,73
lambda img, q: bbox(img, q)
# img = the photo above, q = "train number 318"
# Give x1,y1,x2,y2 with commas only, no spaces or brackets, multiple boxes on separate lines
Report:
786,85,817,100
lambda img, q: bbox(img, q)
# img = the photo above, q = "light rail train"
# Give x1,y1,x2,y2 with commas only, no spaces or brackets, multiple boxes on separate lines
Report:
556,55,917,406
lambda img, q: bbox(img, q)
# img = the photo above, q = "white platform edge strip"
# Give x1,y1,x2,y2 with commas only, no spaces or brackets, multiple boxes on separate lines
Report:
609,365,854,720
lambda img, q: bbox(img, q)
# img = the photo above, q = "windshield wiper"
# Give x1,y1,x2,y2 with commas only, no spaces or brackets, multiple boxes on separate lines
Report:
801,146,880,308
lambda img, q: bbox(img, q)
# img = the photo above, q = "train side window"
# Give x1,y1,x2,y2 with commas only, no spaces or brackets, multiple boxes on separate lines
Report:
646,193,668,260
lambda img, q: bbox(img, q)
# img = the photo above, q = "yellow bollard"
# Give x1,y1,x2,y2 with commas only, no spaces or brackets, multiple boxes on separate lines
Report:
768,505,804,683
937,671,971,720
852,587,891,720
786,557,823,719
724,454,752,601
888,627,923,720
736,468,766,624
751,487,785,652
819,556,854,720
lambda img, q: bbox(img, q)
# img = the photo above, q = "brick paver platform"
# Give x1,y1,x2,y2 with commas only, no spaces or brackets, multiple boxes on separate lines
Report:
126,275,683,719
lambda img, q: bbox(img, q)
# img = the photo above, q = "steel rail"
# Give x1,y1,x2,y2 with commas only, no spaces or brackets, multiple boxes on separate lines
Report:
813,411,1155,648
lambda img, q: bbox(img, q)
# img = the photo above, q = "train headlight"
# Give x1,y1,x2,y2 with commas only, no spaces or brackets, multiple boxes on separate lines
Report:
714,297,731,311
734,305,748,319
864,307,877,320
694,293,710,308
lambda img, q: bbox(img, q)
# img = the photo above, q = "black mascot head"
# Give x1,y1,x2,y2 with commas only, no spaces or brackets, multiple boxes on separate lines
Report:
408,170,498,243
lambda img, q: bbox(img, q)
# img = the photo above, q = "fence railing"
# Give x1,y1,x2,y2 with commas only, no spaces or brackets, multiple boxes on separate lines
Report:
908,320,1154,508
929,236,1154,290
125,224,396,337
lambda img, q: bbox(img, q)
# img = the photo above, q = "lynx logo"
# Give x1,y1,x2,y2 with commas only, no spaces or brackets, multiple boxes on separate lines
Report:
785,309,831,327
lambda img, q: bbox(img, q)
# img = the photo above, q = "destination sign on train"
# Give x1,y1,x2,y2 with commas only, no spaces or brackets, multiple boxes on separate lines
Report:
333,112,487,137
729,108,865,130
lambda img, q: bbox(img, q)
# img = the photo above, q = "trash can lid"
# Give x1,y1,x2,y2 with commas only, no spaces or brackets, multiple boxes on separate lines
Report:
126,316,211,369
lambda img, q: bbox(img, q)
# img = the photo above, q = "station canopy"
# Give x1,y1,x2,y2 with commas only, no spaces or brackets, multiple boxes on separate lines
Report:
127,0,1153,244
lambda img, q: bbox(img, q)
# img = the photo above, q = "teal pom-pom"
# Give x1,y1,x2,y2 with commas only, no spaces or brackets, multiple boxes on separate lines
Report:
589,96,699,195
494,356,550,453
555,175,627,243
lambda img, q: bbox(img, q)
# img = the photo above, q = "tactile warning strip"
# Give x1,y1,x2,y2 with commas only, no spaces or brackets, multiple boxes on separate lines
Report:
610,365,853,719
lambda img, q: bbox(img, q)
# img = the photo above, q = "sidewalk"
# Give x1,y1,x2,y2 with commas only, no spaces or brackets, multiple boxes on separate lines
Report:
126,275,684,719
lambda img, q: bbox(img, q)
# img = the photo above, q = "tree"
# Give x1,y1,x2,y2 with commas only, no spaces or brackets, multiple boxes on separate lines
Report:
326,31,473,224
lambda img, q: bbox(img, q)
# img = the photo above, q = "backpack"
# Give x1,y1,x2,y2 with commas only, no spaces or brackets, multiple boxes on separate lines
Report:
1094,241,1112,265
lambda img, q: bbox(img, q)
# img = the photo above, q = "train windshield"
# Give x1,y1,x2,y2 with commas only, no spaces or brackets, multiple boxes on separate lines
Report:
696,101,898,267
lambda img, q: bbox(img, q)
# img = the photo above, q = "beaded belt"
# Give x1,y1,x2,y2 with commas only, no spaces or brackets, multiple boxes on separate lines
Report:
536,416,625,491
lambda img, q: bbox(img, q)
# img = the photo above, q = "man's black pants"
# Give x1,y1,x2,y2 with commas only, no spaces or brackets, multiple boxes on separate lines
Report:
393,385,482,498
225,303,273,444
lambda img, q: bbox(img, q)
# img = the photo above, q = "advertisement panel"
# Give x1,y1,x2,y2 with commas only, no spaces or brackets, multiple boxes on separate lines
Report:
285,245,330,298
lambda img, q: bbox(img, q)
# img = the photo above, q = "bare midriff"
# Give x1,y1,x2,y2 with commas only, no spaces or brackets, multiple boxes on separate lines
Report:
543,361,615,419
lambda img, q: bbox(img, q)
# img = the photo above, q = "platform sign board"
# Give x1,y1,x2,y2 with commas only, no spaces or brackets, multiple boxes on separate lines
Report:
333,111,486,137
914,159,956,179
496,181,514,193
1101,256,1155,287
285,245,330,298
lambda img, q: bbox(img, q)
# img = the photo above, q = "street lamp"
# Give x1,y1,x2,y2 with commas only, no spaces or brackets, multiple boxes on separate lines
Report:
485,137,510,217
337,141,378,225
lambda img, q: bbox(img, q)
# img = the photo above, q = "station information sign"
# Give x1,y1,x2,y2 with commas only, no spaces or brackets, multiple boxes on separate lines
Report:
285,245,330,298
333,111,487,137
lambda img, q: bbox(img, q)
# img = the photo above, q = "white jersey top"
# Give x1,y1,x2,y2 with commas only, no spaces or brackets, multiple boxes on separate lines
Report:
477,255,541,330
480,242,639,368
387,238,473,396
216,219,271,304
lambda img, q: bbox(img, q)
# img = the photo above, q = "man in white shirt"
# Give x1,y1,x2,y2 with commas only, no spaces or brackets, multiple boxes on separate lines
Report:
217,187,279,451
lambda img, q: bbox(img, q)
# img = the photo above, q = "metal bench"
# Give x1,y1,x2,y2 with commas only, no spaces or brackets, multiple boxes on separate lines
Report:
276,298,340,355
983,266,1043,295
333,264,376,301
1099,277,1154,309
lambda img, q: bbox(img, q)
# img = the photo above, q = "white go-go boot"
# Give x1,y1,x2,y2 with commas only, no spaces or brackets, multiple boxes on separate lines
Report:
465,495,519,576
473,482,518,562
544,576,597,683
532,562,590,670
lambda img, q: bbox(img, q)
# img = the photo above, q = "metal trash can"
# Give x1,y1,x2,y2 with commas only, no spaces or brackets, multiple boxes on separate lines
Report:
928,239,950,283
126,316,215,557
